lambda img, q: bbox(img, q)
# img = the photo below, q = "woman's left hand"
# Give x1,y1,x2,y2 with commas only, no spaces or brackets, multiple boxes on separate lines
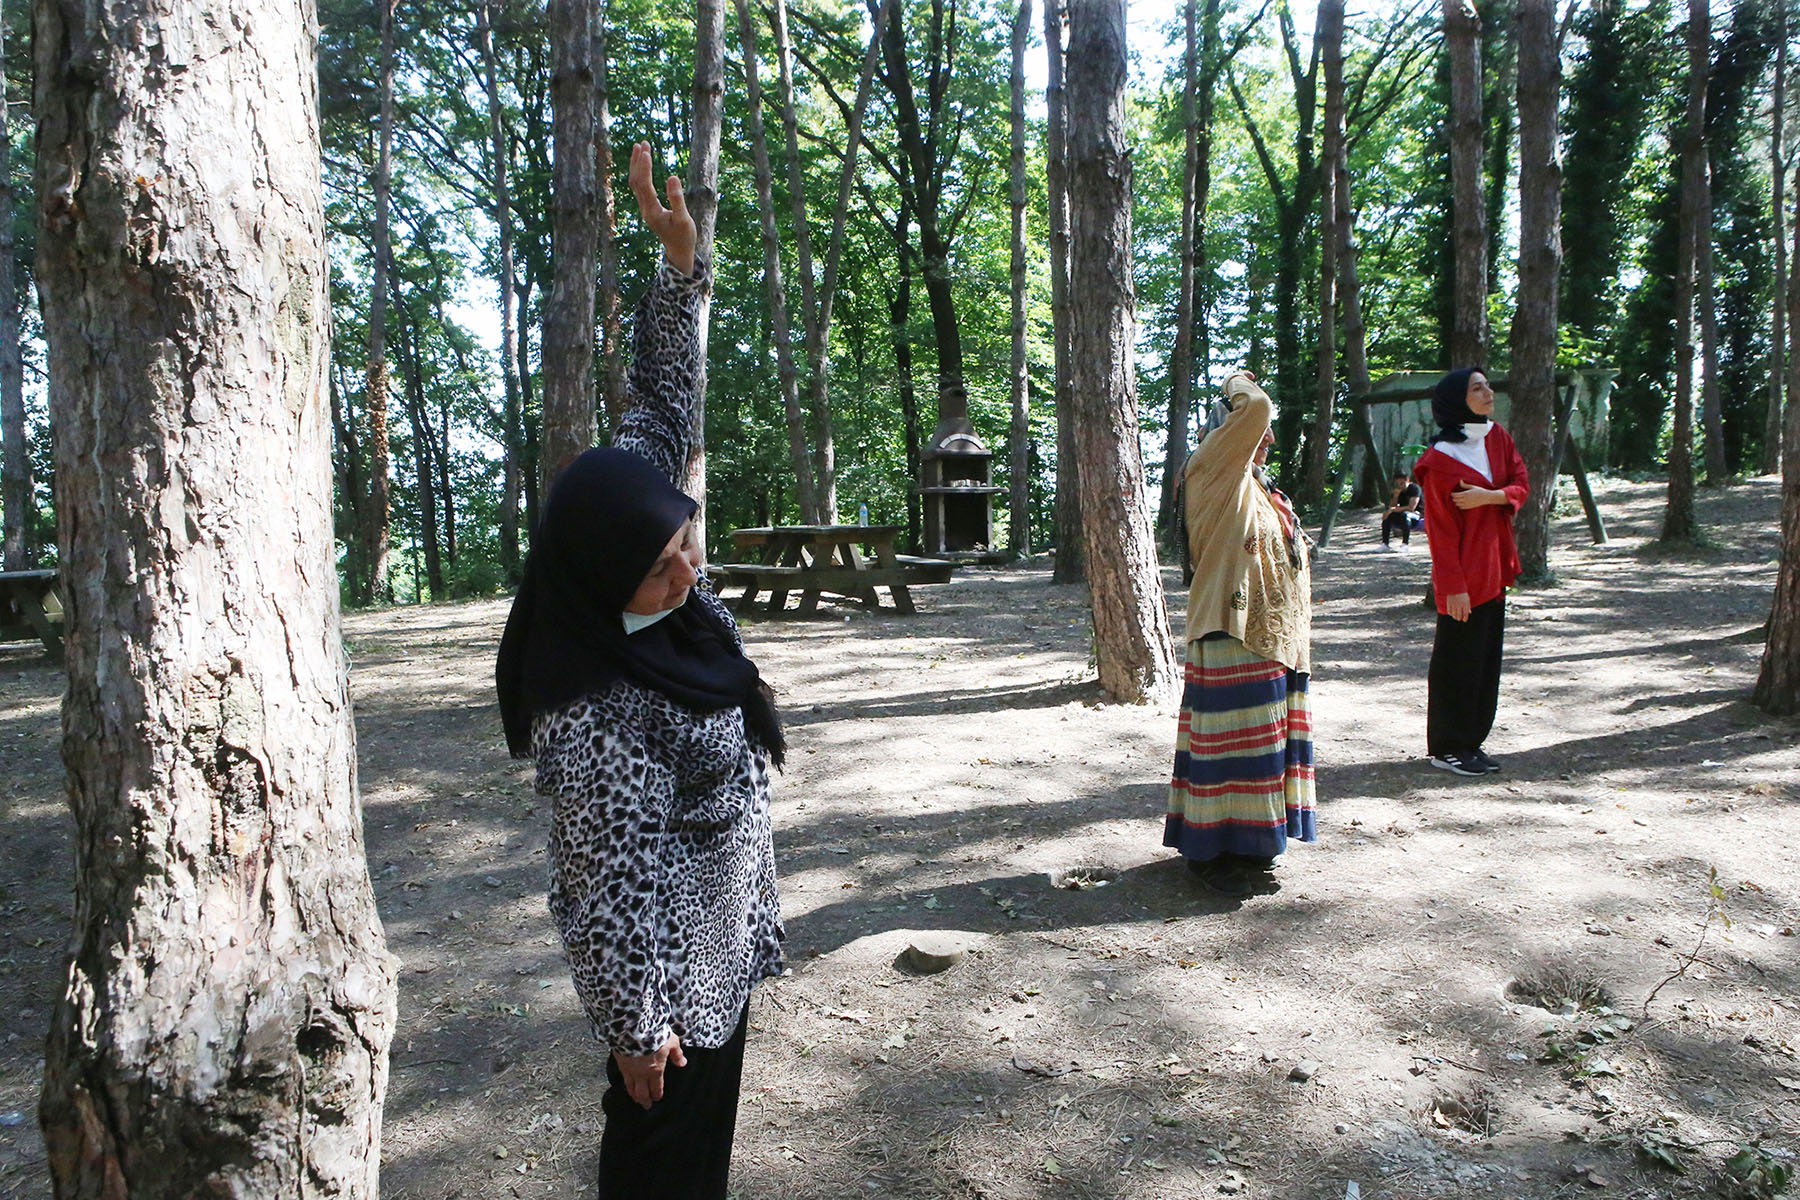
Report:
1450,484,1503,510
629,141,697,276
613,1034,688,1109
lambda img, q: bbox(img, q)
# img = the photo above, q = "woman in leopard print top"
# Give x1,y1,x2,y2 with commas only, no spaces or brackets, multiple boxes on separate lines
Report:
496,142,783,1199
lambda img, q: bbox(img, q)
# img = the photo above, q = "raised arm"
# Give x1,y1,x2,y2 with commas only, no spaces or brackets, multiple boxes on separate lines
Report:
612,141,708,482
1186,371,1275,483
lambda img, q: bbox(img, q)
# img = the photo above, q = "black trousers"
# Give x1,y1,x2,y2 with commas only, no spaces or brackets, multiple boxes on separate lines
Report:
1426,595,1505,757
597,1005,749,1200
1381,511,1413,544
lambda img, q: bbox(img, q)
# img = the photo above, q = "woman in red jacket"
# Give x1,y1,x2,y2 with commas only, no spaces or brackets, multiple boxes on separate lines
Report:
1413,368,1530,777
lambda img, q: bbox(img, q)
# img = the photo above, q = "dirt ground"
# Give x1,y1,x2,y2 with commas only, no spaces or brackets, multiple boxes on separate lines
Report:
2,476,1797,1200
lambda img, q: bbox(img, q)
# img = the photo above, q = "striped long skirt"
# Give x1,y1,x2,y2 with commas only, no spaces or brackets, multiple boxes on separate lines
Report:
1165,632,1316,862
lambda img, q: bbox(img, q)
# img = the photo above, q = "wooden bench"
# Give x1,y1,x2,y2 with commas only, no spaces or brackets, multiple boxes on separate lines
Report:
715,526,955,615
0,569,66,660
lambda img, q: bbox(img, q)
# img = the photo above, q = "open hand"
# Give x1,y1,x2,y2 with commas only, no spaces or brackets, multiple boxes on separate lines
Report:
613,1034,687,1109
628,141,696,276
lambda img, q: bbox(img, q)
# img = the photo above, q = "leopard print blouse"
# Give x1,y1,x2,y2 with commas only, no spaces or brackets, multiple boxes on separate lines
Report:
531,259,783,1056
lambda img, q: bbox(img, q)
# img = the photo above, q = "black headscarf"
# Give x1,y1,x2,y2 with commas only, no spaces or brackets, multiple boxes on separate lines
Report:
495,446,784,764
1430,367,1488,443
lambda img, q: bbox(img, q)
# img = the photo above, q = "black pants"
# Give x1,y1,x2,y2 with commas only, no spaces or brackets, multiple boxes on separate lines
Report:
1427,595,1505,757
597,1005,749,1200
1382,511,1412,544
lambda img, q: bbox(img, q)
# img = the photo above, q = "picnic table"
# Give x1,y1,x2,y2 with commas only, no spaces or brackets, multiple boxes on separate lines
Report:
711,524,954,615
0,569,65,660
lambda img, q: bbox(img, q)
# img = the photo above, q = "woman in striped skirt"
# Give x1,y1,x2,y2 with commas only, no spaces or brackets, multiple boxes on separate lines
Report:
1167,370,1315,897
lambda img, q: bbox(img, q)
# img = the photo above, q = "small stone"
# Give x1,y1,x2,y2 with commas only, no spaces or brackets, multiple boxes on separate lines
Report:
1289,1059,1320,1083
898,933,970,974
494,1146,509,1160
483,876,502,888
1334,1122,1349,1134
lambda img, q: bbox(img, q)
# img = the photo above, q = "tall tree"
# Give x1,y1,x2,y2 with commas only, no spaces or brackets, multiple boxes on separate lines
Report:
362,0,398,603
1045,0,1083,581
1663,0,1709,541
735,0,820,521
683,0,727,535
1753,150,1800,713
1443,0,1487,367
597,1,627,430
477,0,524,582
1511,0,1563,580
1007,0,1032,555
1065,0,1178,704
1301,0,1345,507
1767,4,1790,479
541,0,599,499
34,0,398,1186
0,11,29,571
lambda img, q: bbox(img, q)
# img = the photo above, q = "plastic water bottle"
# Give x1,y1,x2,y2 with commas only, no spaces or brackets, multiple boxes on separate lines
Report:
858,502,868,526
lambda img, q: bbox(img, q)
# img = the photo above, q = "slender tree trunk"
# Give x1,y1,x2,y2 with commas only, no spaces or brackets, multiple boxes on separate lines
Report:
1663,0,1708,542
0,13,30,571
1444,0,1488,367
1302,0,1344,508
1158,0,1203,537
1511,0,1563,581
1339,155,1379,505
1008,0,1032,556
683,0,726,536
542,0,599,499
517,271,541,540
363,0,398,603
1753,149,1800,712
330,368,368,595
892,216,923,549
394,288,444,598
34,0,398,1185
1697,195,1725,484
1065,0,1178,705
597,1,626,431
478,0,523,582
1766,14,1789,479
770,0,836,520
735,0,819,522
1045,0,1083,581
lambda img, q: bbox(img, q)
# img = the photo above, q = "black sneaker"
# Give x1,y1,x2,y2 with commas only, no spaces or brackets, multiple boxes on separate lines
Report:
1429,752,1484,777
1471,749,1501,773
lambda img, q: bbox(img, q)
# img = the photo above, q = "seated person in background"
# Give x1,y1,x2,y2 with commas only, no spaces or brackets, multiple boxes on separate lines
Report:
1382,471,1422,548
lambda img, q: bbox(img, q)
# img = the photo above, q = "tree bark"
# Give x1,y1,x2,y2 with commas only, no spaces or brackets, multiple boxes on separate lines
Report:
1662,0,1708,542
1443,0,1488,367
542,0,599,500
1339,155,1378,504
478,0,523,582
1008,0,1032,556
892,213,923,550
0,12,30,571
1765,11,1788,479
1045,0,1083,581
363,0,398,603
1157,0,1204,537
1065,0,1179,705
1753,148,1800,712
394,285,444,598
1301,0,1344,508
1510,0,1562,581
597,1,626,432
34,0,398,1185
683,0,727,537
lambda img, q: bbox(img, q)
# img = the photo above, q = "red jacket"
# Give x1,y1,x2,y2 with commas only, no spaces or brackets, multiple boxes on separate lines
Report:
1415,423,1530,613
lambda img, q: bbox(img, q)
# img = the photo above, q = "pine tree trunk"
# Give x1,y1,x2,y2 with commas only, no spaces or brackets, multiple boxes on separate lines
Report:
892,217,923,549
395,289,444,598
1444,0,1488,367
1008,0,1032,556
1765,15,1788,479
1045,0,1083,582
683,0,726,536
478,0,523,581
1511,0,1563,581
34,0,398,1185
1065,0,1178,705
1339,156,1380,505
362,0,397,604
1662,0,1708,542
735,0,819,523
542,0,599,499
1302,0,1344,508
597,2,627,432
1753,152,1800,713
1697,204,1726,485
0,13,30,571
1157,0,1203,537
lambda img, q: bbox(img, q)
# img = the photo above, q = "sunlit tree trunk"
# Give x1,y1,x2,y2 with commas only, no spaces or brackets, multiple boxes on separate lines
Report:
1301,0,1344,508
1045,0,1083,581
0,13,30,571
683,0,726,537
1511,0,1562,580
362,0,397,603
478,0,523,581
1697,194,1725,485
1065,0,1178,704
1662,0,1708,542
34,0,398,1185
1765,16,1788,479
1157,0,1203,537
1754,146,1800,713
597,1,626,431
1008,0,1032,555
1444,0,1487,367
542,0,599,499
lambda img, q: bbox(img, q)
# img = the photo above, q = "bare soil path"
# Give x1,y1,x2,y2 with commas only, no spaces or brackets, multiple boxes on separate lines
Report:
2,478,1796,1199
